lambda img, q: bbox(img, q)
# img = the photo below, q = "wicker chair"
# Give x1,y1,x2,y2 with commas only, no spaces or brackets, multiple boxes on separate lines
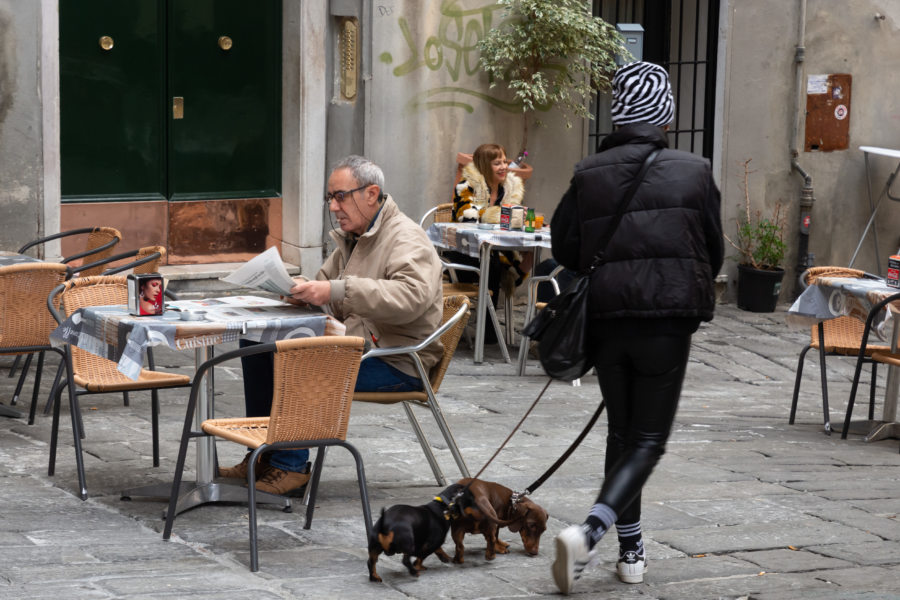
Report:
0,263,71,421
790,267,887,434
840,290,900,449
47,275,192,500
78,245,167,275
353,295,472,485
162,336,371,572
18,226,122,277
419,206,510,361
8,227,123,392
35,246,173,420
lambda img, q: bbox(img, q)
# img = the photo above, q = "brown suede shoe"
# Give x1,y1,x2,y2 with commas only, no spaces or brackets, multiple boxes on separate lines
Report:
254,465,311,496
218,452,267,480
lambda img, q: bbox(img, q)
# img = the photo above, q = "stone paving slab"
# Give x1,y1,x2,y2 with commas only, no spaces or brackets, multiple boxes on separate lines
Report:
1,303,899,598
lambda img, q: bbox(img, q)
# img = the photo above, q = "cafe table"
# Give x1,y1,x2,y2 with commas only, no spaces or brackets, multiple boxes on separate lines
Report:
0,250,42,266
426,222,551,364
787,275,900,441
50,295,345,515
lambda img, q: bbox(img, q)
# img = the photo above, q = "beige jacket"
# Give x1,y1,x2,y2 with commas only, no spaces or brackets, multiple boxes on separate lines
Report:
317,195,444,377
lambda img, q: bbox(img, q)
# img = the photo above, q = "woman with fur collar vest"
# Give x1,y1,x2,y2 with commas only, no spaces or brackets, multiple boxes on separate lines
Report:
446,143,533,343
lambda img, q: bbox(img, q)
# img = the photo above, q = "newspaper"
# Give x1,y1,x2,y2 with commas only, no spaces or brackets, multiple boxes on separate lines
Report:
220,246,297,296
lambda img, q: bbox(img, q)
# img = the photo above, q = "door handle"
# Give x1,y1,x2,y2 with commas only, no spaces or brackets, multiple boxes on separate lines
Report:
173,97,184,120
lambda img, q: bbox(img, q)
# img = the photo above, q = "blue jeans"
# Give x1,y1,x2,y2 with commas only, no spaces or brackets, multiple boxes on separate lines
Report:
238,340,422,472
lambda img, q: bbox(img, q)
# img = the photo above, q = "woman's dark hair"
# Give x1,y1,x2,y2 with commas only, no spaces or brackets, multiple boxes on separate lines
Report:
473,143,506,185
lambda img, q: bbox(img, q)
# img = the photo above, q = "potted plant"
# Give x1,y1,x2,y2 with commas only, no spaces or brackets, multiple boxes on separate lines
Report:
725,159,787,312
477,0,625,162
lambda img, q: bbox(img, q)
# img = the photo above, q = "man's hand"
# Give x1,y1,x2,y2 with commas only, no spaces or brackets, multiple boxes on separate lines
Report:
290,280,331,306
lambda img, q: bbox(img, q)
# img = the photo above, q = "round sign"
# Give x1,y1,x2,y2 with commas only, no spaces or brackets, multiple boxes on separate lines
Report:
834,104,848,120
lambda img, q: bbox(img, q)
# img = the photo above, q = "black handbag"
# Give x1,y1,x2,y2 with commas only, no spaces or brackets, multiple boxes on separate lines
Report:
523,149,661,380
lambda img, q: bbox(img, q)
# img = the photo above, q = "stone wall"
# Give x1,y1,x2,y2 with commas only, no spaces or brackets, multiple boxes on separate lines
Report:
717,0,900,299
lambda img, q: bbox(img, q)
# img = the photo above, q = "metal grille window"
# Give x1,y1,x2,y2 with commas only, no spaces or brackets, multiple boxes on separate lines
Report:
590,0,720,158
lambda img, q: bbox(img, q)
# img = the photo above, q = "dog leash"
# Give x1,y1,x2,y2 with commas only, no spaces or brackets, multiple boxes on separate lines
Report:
512,398,606,505
448,378,605,512
445,378,553,514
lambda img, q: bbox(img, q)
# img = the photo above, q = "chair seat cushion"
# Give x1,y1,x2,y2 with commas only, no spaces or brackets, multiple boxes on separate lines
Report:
77,365,190,392
202,417,270,447
871,351,900,367
353,391,428,403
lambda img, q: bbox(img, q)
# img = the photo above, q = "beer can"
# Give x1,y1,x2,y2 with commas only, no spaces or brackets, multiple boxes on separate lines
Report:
127,273,165,316
887,256,900,288
500,204,513,230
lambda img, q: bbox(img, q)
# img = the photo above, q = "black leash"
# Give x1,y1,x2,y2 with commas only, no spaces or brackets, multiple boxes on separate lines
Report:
447,378,605,514
514,398,605,501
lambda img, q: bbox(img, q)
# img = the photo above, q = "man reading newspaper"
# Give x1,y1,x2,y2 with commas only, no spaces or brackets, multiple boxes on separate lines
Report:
220,155,444,496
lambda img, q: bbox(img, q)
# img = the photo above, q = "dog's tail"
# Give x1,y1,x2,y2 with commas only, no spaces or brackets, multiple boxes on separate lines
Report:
456,491,516,526
371,507,396,552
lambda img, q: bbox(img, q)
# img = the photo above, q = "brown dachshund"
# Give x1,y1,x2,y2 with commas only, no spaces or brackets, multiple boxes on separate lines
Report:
451,478,548,563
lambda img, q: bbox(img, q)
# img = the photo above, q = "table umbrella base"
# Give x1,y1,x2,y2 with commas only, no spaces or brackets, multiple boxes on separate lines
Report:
0,403,23,419
845,419,900,442
119,479,292,518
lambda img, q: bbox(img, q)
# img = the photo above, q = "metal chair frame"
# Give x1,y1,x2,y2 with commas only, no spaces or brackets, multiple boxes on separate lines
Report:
354,296,471,485
162,337,372,572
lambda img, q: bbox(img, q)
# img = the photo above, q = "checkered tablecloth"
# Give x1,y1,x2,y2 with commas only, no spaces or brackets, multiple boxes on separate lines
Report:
50,298,343,380
426,222,551,258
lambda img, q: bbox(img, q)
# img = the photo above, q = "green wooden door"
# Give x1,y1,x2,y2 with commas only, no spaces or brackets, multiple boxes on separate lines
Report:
60,0,166,200
60,0,281,202
168,0,282,200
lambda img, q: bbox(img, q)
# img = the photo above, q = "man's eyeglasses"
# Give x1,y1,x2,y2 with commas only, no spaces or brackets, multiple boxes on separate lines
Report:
324,185,368,204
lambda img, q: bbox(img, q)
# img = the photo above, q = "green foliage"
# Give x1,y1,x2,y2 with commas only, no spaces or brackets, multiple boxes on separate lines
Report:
477,0,625,151
725,160,787,270
734,212,787,270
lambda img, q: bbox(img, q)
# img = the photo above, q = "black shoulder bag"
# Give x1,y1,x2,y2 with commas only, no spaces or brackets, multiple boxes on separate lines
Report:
522,149,661,381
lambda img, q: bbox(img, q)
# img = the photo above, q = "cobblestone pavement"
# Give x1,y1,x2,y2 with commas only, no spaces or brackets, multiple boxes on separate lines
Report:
1,303,899,599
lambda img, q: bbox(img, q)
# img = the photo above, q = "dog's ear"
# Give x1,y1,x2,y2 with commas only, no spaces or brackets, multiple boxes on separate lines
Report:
507,507,527,532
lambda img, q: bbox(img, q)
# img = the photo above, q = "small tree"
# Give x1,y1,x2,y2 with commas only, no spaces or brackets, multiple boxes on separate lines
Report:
478,0,625,156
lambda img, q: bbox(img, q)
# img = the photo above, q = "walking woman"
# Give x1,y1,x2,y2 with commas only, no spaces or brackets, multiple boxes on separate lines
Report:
549,61,723,593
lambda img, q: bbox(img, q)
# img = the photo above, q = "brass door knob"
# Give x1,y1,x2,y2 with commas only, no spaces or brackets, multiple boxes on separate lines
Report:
218,36,233,51
99,36,114,51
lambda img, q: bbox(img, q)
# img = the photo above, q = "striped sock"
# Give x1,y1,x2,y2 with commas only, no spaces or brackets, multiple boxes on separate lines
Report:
583,503,617,549
616,521,644,555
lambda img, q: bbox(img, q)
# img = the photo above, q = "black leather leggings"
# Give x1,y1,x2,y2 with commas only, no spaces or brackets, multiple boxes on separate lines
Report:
589,330,692,526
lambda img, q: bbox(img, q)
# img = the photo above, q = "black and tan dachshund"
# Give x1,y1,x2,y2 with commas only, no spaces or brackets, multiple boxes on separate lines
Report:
367,483,469,582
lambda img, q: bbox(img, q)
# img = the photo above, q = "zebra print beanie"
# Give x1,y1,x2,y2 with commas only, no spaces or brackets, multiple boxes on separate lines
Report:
610,61,675,127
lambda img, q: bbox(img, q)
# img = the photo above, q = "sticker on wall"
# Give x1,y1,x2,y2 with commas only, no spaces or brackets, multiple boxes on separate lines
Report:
807,74,829,94
834,104,848,120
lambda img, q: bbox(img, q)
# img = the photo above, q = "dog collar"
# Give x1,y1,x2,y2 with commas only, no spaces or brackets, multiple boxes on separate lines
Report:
434,495,452,520
510,490,527,507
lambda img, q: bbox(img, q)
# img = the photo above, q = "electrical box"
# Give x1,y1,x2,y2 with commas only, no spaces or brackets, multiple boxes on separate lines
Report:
616,23,644,64
805,73,852,152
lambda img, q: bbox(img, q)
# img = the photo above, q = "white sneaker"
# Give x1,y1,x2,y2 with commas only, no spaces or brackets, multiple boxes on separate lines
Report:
552,525,593,594
616,550,648,584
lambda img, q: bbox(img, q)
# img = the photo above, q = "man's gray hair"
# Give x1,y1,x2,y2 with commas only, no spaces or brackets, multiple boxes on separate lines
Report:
333,155,384,191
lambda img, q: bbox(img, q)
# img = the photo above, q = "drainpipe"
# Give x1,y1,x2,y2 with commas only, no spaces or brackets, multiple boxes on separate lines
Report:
790,0,814,297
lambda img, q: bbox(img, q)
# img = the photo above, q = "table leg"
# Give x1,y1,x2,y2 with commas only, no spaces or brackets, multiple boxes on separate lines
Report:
865,313,900,442
474,243,491,364
848,310,900,442
121,345,290,514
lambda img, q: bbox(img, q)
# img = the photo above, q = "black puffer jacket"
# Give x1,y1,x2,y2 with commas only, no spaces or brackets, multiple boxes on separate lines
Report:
551,124,723,328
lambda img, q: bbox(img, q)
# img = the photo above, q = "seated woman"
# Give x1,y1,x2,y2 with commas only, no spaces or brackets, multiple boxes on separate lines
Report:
446,143,533,342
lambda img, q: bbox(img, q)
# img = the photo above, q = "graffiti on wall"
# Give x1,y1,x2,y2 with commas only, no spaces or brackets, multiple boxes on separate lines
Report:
377,0,543,115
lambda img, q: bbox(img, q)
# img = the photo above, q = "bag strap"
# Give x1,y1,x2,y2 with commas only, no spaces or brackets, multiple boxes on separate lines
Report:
585,148,662,274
